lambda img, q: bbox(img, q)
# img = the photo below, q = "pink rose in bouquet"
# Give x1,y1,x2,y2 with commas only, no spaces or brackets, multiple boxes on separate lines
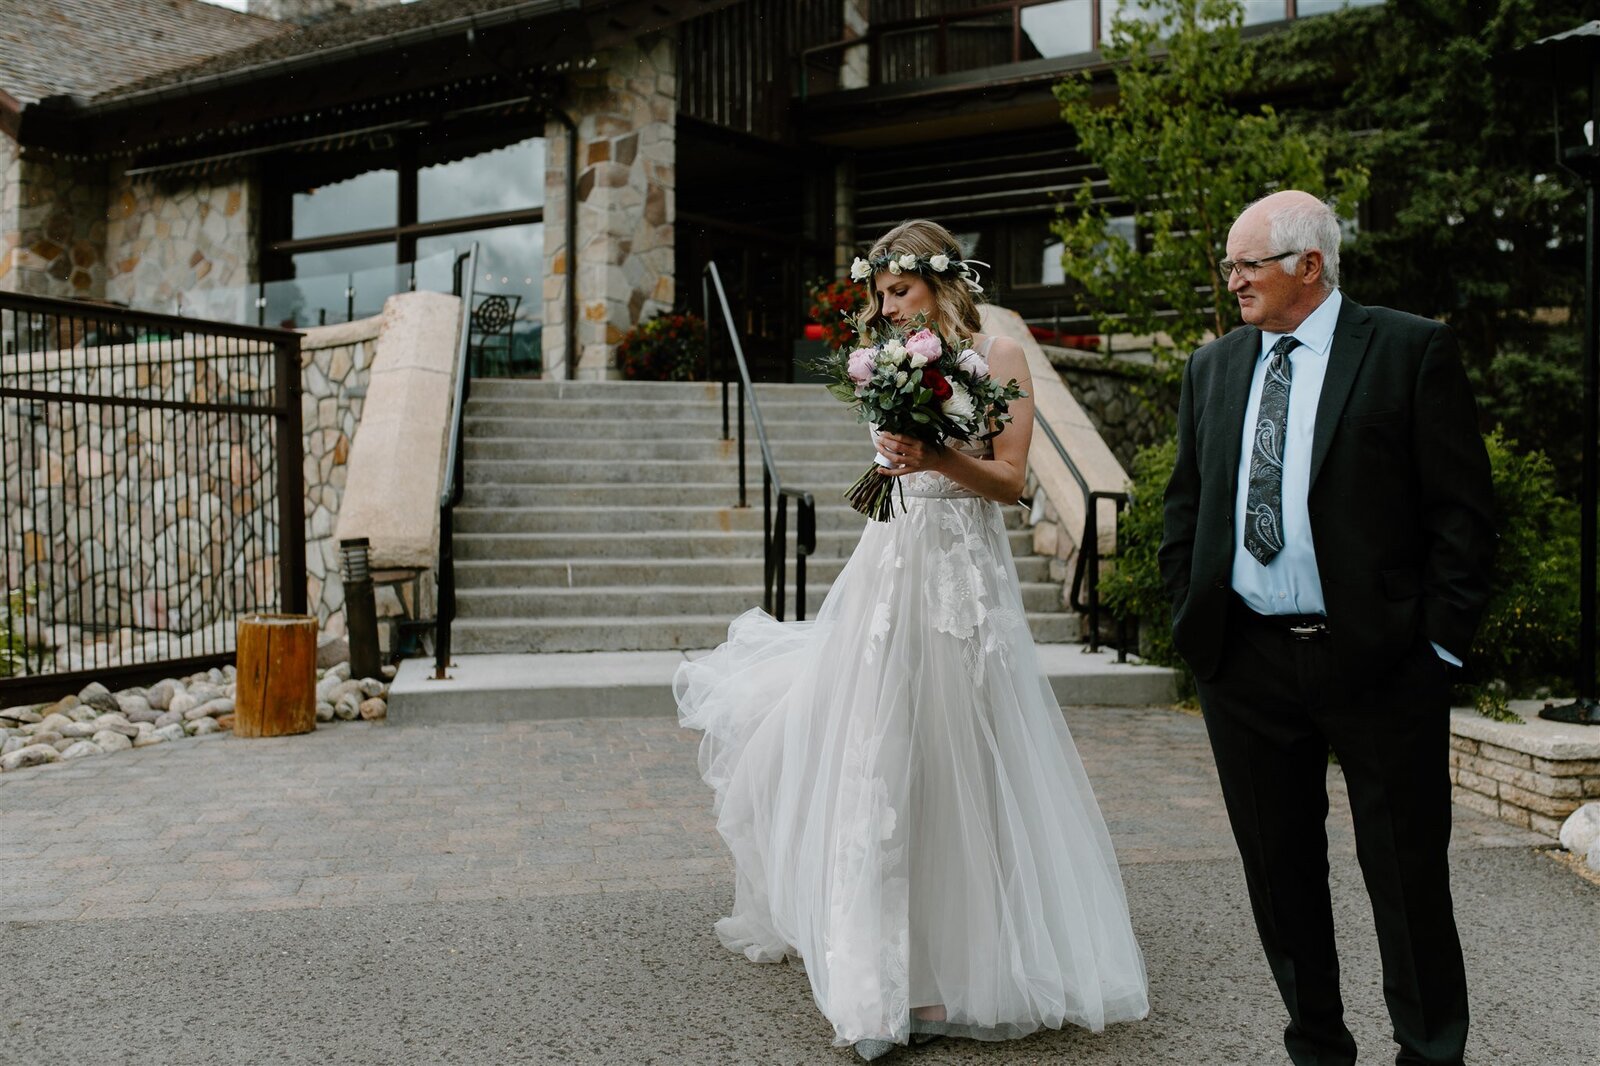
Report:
904,328,943,364
846,347,877,384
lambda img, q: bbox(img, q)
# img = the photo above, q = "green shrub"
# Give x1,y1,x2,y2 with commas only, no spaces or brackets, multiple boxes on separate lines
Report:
1104,430,1581,715
1469,430,1579,703
617,312,707,382
1101,438,1192,692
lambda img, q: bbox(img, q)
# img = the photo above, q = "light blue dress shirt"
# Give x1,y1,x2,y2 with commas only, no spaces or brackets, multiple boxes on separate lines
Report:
1232,289,1341,617
1230,289,1459,666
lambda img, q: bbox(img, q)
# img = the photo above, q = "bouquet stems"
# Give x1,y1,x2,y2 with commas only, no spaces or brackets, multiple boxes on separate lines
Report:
845,464,905,522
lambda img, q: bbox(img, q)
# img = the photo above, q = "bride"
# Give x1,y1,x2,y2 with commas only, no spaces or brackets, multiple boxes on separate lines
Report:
674,219,1149,1059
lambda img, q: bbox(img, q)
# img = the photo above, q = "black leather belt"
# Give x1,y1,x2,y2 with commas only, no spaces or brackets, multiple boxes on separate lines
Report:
1231,594,1330,640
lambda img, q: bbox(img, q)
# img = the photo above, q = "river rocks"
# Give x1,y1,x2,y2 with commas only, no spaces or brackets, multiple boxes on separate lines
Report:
1,743,60,771
40,695,79,719
33,713,74,736
93,730,133,753
90,713,139,738
0,664,387,776
117,693,155,720
77,682,120,715
146,679,179,710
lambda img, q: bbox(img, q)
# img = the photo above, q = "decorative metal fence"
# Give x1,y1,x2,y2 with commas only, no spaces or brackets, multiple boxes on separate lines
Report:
0,293,305,703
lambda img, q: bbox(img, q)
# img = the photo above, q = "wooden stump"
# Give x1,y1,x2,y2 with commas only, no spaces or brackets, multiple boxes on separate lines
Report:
235,614,318,738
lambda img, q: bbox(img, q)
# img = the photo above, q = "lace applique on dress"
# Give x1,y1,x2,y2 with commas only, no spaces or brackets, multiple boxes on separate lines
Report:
825,724,910,1040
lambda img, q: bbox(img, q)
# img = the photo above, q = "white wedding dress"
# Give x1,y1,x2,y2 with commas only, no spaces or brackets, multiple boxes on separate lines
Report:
674,406,1149,1049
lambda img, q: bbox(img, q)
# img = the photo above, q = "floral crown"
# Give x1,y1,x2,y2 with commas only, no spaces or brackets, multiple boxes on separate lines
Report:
849,249,987,294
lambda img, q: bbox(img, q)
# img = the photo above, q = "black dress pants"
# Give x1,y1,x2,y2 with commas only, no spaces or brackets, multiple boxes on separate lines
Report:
1196,600,1468,1066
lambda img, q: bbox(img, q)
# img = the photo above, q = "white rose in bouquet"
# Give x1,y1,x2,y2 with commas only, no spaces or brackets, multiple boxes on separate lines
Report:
956,347,989,379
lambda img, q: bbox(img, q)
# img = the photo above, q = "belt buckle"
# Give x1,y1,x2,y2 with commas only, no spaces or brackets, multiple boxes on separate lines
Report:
1287,621,1326,640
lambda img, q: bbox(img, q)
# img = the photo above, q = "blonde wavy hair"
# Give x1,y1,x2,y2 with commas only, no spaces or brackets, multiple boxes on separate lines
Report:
858,219,983,343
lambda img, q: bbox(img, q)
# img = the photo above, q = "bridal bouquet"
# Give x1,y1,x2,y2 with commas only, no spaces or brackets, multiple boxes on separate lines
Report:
818,315,1026,521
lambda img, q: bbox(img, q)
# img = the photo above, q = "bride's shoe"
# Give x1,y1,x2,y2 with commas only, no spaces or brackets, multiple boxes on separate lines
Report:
853,1038,896,1060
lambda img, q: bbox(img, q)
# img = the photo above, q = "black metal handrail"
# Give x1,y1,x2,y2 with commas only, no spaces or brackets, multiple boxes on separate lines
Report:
1032,410,1129,661
702,262,817,621
433,243,480,678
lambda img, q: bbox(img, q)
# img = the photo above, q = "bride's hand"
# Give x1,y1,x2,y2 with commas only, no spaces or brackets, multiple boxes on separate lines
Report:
875,431,942,477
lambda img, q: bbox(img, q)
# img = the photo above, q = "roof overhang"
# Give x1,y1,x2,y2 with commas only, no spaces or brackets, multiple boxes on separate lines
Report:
13,0,738,162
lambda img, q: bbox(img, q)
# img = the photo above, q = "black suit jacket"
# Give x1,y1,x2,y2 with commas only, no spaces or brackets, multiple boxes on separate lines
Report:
1159,296,1496,683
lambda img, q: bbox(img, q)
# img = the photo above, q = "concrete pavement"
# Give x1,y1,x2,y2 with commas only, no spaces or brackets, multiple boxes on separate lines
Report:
2,706,1594,1065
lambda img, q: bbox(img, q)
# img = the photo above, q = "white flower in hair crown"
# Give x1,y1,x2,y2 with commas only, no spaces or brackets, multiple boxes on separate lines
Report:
849,250,987,294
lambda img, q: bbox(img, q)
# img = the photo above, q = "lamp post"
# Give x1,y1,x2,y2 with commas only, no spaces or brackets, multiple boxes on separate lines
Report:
1503,23,1600,725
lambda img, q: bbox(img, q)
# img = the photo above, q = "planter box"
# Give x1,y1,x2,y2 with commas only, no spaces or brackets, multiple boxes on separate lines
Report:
1449,704,1600,837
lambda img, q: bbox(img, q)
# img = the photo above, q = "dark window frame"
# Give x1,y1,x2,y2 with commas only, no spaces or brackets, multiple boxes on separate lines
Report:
261,123,547,283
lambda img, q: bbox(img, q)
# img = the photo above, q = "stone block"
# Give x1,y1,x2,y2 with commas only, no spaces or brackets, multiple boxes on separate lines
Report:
1529,812,1566,837
1477,742,1533,770
1451,787,1499,819
1533,755,1600,778
1498,783,1582,819
1453,768,1498,797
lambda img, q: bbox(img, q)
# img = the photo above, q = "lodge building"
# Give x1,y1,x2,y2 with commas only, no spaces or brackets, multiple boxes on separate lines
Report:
0,0,1380,381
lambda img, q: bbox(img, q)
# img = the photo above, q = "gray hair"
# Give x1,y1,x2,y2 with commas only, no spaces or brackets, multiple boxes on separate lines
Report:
1268,198,1341,290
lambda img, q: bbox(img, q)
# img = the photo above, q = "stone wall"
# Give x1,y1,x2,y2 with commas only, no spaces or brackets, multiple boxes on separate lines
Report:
7,151,108,300
299,316,380,637
1047,347,1177,473
1449,707,1600,838
105,165,257,318
0,335,281,671
547,35,676,379
0,312,378,672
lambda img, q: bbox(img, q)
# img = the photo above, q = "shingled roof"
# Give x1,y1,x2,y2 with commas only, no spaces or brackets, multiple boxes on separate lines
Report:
0,0,290,105
96,0,572,102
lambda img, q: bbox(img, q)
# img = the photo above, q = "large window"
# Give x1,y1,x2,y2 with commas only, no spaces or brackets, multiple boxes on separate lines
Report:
265,127,546,374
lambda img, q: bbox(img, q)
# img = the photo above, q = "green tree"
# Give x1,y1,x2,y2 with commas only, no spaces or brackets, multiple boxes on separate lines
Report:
1052,0,1366,358
1254,0,1595,491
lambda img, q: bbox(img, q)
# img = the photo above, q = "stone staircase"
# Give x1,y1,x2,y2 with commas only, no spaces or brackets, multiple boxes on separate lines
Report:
448,379,1081,654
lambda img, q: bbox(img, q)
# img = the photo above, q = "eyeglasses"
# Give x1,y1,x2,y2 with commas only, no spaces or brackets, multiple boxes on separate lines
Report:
1217,251,1299,279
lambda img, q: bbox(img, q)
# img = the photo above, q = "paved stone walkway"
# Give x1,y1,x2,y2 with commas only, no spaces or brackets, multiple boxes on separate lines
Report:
2,707,1594,1065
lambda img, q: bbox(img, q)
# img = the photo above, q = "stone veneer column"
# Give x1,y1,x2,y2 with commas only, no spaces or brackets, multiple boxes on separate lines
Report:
8,150,108,299
548,35,676,379
104,163,258,318
0,133,20,292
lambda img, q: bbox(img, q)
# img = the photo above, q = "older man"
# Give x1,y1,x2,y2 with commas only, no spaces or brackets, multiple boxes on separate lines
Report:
1160,191,1495,1066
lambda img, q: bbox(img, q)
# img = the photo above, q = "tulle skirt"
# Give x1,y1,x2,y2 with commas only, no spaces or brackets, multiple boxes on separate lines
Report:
673,487,1149,1047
